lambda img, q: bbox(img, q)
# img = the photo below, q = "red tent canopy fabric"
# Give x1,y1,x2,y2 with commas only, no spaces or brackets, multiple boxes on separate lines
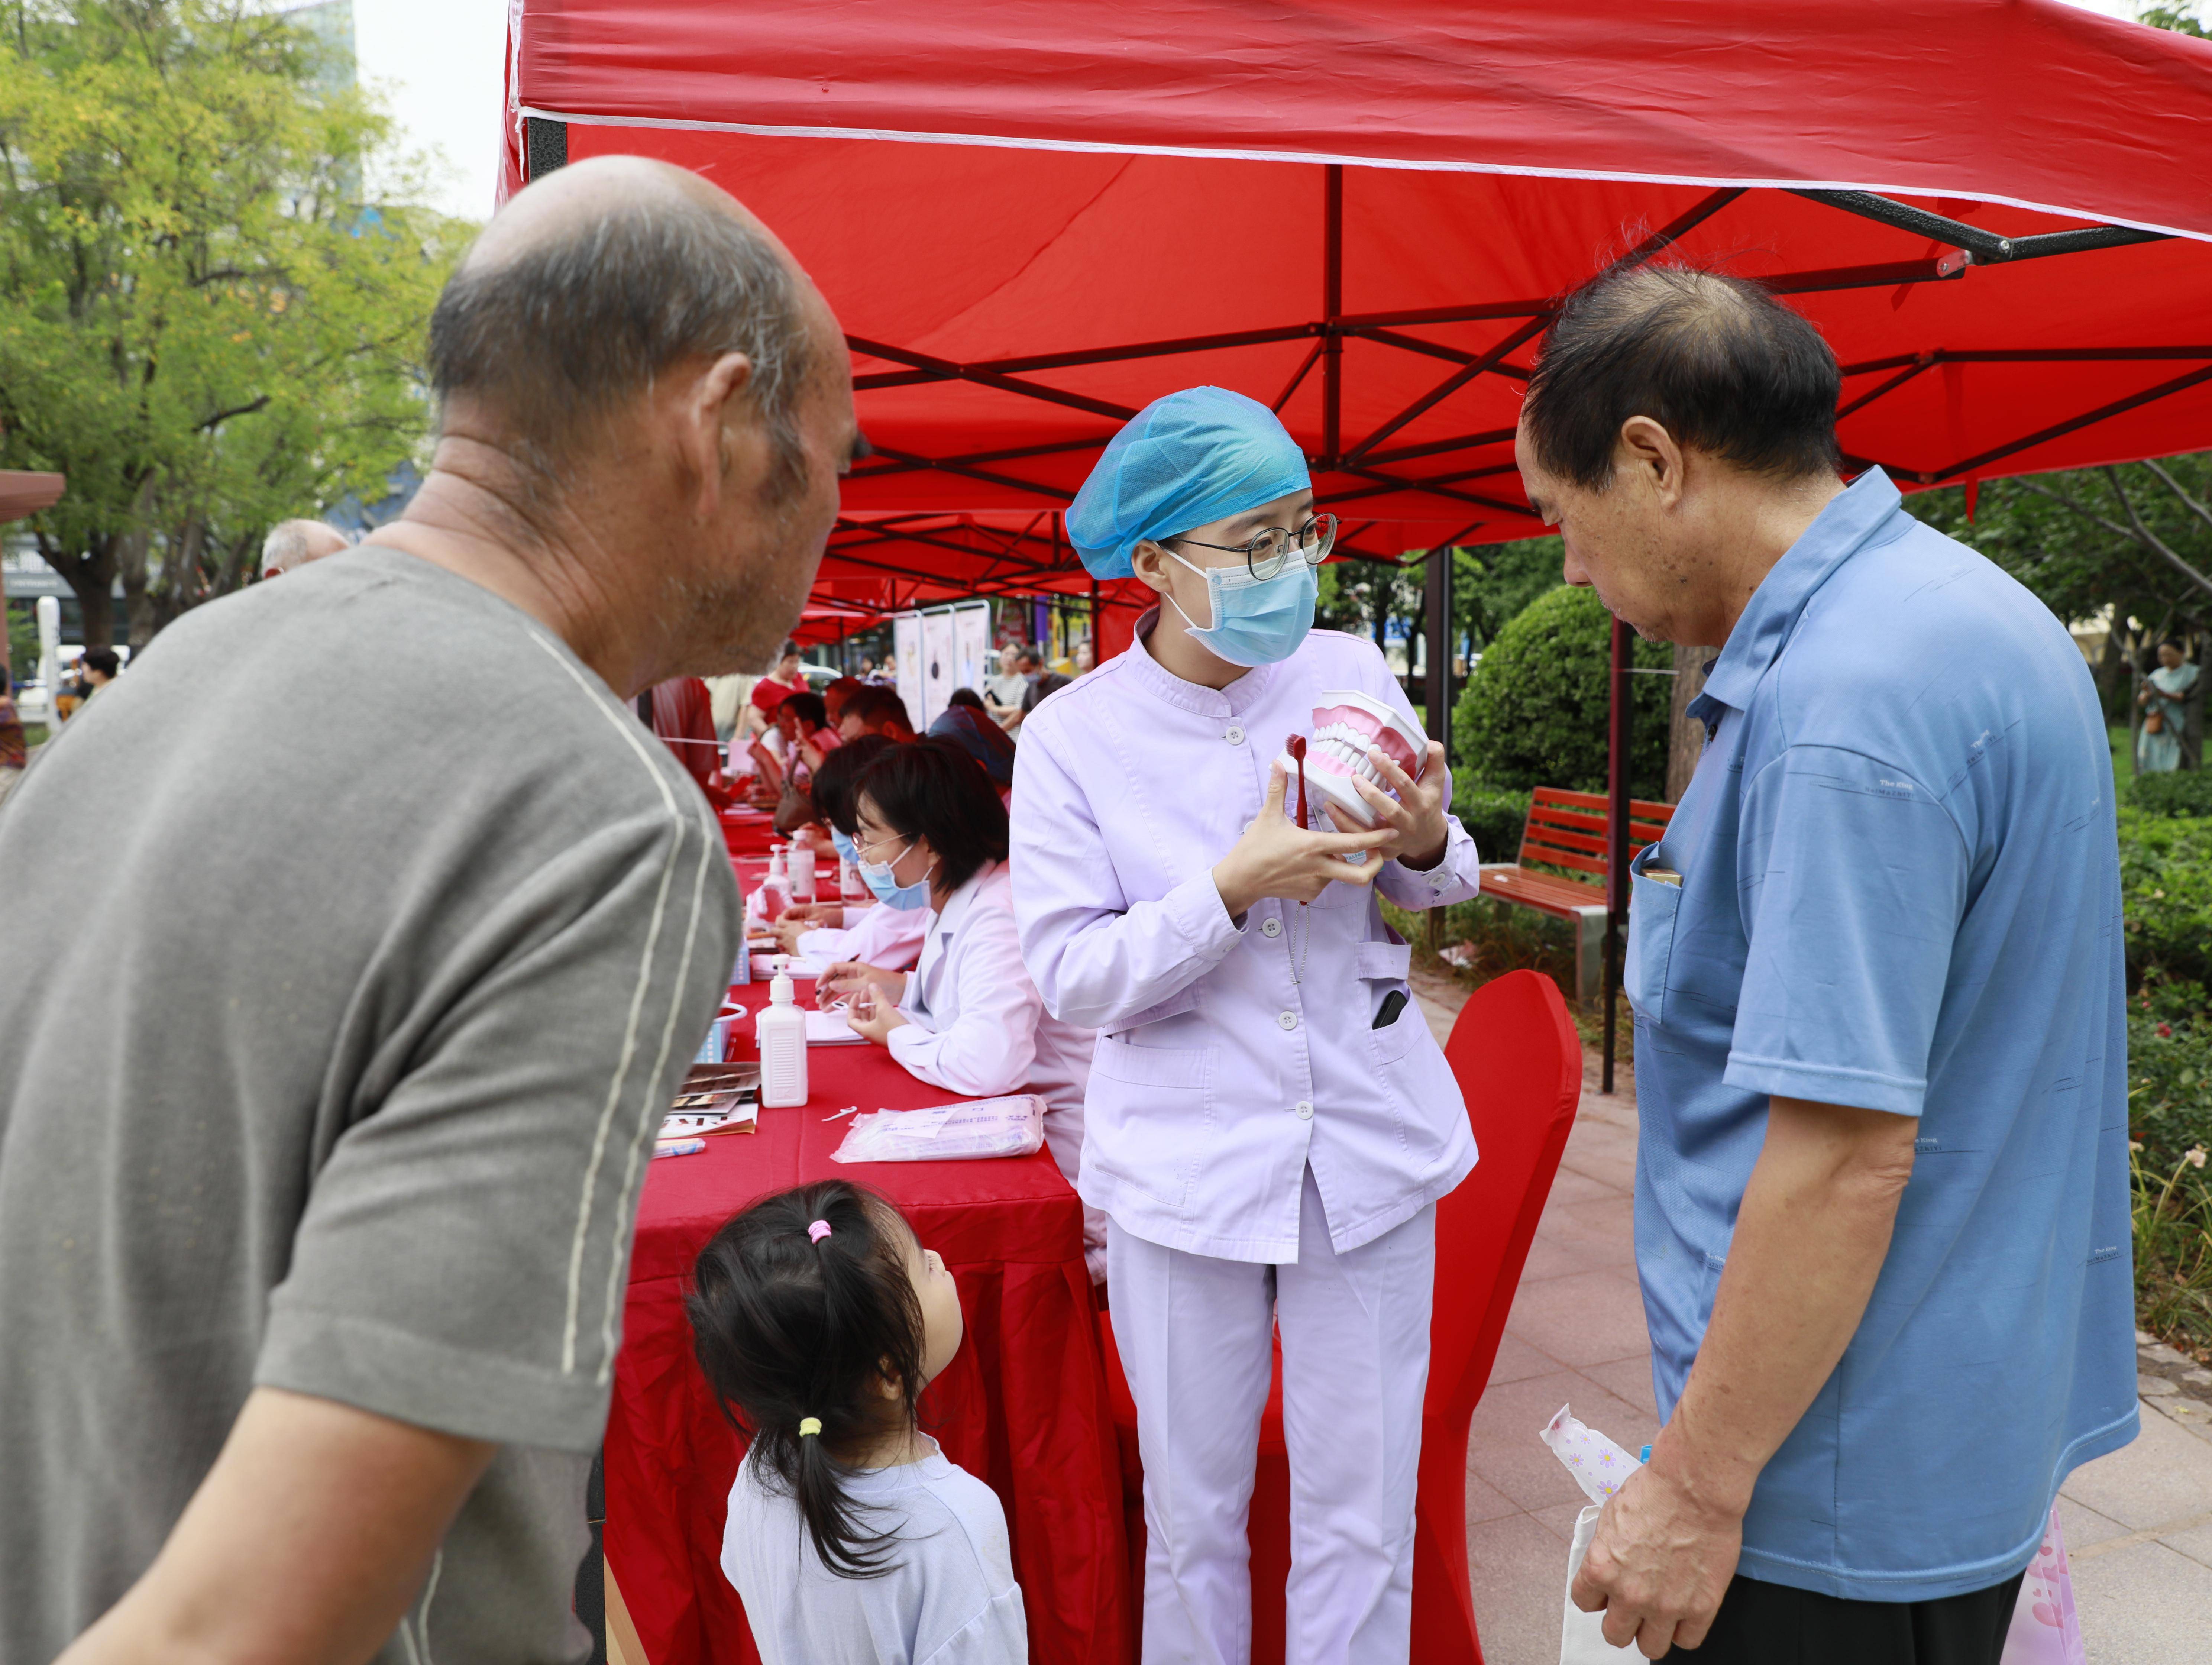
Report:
501,0,2212,612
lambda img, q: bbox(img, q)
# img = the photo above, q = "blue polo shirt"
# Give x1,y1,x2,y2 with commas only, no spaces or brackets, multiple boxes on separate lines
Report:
1626,469,2137,1603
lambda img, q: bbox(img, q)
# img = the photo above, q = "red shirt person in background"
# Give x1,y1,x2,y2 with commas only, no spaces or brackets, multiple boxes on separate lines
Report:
649,675,734,808
747,640,809,719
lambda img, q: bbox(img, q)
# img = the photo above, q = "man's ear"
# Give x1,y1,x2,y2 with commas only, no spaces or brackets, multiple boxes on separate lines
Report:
1616,415,1687,509
685,350,760,518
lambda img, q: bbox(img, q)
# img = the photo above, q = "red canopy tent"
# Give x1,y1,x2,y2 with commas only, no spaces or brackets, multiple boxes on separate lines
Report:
499,2,2212,1657
501,0,2212,672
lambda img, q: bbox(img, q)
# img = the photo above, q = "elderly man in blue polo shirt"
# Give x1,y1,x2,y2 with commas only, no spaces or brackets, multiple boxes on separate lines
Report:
1514,266,2136,1664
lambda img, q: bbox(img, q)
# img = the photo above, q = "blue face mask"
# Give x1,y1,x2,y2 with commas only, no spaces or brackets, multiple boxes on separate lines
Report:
1164,549,1318,668
830,827,858,867
858,838,937,911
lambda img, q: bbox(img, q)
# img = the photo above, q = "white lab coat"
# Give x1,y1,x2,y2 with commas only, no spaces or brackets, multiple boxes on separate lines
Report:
798,899,928,970
886,861,1103,1277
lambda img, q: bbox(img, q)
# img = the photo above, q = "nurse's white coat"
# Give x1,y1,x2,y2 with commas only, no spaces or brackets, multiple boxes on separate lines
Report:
1010,624,1482,1264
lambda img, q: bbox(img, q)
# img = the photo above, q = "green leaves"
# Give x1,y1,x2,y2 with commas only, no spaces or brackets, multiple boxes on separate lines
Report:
0,1,466,643
1449,583,1671,798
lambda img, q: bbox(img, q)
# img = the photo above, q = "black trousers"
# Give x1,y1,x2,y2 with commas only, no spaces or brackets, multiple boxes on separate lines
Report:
1671,1570,2025,1665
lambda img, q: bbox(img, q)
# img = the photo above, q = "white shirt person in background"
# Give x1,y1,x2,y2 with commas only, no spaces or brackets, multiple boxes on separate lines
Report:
1009,387,1487,1663
818,738,1105,1281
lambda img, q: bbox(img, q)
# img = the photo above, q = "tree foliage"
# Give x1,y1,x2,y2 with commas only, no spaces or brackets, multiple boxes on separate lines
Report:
1451,583,1670,798
0,0,464,646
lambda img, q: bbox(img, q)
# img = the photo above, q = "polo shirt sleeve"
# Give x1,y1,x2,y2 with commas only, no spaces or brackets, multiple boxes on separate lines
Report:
1723,745,1969,1117
254,804,735,1451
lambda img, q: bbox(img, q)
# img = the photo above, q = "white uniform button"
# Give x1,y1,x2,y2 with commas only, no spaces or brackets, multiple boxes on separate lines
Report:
1278,1010,1299,1031
1260,918,1283,938
1295,1099,1314,1121
1225,725,1245,745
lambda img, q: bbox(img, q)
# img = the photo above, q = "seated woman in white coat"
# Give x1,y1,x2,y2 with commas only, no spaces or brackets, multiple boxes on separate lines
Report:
816,740,1105,1280
1008,387,1487,1665
772,734,928,971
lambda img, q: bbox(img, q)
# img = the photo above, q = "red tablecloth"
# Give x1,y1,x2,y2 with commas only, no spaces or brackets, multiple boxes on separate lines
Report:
718,805,780,859
605,917,1130,1663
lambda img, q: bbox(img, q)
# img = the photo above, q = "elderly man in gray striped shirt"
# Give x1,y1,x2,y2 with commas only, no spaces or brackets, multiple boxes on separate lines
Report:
0,155,861,1665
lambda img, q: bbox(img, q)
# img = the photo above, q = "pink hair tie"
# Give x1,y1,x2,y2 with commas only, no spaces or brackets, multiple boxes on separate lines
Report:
807,1219,833,1244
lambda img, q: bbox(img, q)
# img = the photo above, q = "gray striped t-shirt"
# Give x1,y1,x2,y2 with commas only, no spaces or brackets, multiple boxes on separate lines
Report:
0,545,738,1664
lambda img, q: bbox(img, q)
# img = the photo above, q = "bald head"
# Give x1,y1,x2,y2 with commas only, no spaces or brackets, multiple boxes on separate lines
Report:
427,156,822,486
262,519,350,579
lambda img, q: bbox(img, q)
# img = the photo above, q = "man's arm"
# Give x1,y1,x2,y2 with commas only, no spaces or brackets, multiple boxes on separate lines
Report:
59,1388,494,1665
1573,1096,1918,1658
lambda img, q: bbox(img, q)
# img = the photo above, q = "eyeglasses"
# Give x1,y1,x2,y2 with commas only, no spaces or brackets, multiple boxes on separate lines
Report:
1169,513,1339,581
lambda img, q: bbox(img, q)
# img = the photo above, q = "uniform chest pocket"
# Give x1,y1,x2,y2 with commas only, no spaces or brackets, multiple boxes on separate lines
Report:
1624,848,1682,1028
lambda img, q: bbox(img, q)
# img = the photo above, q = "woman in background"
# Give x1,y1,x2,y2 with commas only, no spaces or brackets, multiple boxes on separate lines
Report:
772,735,927,973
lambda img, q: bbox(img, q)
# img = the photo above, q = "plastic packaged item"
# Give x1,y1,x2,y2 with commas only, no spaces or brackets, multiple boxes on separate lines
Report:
1540,1405,1645,1663
840,856,861,899
756,973,809,1108
790,843,818,903
829,1095,1046,1164
2002,1506,2086,1665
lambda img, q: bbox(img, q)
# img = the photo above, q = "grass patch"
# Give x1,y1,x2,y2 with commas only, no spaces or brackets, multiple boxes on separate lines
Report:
2134,1144,2212,1365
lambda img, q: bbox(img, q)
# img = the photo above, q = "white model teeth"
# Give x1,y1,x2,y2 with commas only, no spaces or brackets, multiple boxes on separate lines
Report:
1313,721,1381,780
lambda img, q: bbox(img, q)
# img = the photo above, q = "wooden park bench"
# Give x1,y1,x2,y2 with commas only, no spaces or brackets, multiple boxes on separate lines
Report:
1479,787,1677,1010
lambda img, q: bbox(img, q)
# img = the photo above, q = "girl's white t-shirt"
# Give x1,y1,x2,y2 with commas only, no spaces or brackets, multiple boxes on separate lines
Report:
721,1436,1028,1665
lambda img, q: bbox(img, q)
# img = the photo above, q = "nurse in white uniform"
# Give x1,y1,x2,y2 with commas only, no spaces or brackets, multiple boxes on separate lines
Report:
820,738,1105,1279
1008,387,1486,1664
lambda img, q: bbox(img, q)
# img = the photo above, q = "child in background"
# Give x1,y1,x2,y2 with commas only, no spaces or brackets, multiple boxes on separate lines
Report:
688,1181,1028,1665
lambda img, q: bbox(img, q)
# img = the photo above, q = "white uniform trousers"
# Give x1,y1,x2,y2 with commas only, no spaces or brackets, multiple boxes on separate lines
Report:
1107,1166,1437,1665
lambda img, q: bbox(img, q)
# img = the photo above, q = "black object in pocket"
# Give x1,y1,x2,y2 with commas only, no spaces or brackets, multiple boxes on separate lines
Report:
1373,988,1409,1029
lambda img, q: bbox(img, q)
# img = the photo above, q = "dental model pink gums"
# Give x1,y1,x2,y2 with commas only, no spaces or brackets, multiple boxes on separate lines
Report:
1279,691,1429,829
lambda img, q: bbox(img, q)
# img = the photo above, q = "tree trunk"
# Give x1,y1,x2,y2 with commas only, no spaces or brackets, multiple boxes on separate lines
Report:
43,531,117,647
1666,643,1717,802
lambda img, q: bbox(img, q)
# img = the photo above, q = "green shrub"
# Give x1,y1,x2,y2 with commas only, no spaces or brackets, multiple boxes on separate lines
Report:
1452,585,1670,798
1451,785,1532,863
2127,770,2212,819
2119,806,2212,993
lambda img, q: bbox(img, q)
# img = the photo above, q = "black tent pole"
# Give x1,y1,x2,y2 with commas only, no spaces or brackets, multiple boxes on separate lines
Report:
1603,616,1631,1095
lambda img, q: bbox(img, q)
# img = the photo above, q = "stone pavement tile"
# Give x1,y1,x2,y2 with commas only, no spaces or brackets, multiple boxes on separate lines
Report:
1556,1144,1637,1196
1486,1331,1562,1387
1466,1510,1575,1665
1531,1194,1640,1271
1465,1465,1522,1526
1517,1233,1602,1283
2055,1494,2131,1552
1531,1498,1590,1545
2069,1539,2212,1665
1543,1165,1625,1208
1469,1368,1653,1511
2058,1404,2212,1531
1575,1354,1660,1424
2160,1514,2212,1571
1505,1267,1652,1368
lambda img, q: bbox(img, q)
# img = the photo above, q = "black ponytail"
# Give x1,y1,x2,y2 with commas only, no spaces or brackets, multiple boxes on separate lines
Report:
686,1180,928,1578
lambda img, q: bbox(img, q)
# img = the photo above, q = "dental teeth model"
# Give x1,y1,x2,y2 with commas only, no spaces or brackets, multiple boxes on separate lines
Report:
1278,690,1429,830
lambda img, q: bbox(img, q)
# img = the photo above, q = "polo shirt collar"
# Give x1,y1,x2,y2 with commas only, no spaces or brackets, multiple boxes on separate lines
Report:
1126,605,1278,718
1699,468,1909,714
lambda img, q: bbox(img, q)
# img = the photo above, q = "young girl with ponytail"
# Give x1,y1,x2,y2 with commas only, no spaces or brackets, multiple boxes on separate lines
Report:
687,1180,1028,1664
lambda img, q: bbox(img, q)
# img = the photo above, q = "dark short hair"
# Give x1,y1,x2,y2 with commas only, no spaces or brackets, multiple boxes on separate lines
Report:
780,691,828,731
1013,646,1041,667
688,1181,925,1578
426,193,809,486
81,647,120,679
947,686,983,709
840,686,914,735
1521,265,1841,491
856,739,1008,893
809,733,896,835
822,675,864,711
780,640,801,660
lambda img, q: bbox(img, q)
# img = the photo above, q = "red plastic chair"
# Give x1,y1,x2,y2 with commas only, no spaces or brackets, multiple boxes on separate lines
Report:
1099,969,1584,1663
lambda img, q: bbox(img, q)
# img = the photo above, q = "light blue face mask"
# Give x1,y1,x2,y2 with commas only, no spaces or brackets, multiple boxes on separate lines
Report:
1162,548,1318,668
858,838,937,911
830,827,858,867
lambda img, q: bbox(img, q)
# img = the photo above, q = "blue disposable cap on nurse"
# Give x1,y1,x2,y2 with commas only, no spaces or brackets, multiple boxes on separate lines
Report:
1066,386,1312,580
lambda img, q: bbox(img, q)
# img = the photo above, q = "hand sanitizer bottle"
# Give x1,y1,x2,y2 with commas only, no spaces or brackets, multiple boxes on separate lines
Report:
790,843,818,904
758,844,789,924
756,972,808,1108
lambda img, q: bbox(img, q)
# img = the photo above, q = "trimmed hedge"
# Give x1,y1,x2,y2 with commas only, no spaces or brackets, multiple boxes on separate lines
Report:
1452,584,1670,799
1452,785,1532,864
2128,770,2212,819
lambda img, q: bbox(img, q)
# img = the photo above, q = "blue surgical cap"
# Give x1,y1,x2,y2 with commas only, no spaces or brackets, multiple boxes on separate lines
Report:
1067,386,1310,580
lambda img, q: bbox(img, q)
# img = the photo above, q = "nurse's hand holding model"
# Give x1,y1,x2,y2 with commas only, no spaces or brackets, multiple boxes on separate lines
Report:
1008,386,1487,1664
